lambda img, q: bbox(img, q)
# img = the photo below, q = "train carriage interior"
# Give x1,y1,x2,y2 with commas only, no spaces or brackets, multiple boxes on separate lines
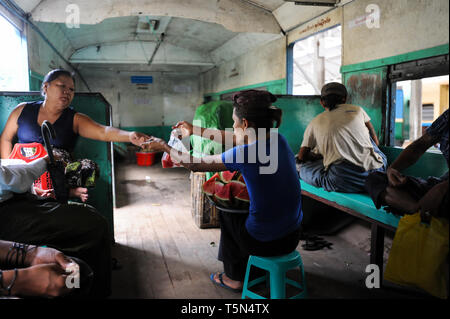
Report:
0,0,448,304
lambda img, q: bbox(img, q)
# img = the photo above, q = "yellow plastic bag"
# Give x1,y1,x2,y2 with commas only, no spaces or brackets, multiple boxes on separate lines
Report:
385,212,449,299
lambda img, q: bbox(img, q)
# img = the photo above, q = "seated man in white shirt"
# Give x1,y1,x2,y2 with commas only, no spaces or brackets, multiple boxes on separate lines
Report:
296,82,387,193
0,156,110,298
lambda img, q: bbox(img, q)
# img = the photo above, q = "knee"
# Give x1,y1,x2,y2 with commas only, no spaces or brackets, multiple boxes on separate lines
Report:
299,163,322,187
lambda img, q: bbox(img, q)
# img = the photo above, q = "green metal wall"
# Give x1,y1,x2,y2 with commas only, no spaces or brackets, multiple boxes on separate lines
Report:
0,92,115,240
343,66,388,144
380,146,448,179
29,71,44,92
204,79,287,101
273,95,322,154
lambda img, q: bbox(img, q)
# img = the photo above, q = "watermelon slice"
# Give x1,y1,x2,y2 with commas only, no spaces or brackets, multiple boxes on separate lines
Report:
237,174,245,183
202,173,220,196
234,187,250,210
219,171,238,183
213,182,232,208
228,180,246,197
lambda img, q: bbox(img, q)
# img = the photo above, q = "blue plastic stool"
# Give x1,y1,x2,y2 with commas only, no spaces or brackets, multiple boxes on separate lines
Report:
241,250,307,299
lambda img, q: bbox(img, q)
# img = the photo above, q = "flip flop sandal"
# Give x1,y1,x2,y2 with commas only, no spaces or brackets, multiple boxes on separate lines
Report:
302,241,325,251
314,239,333,247
319,242,333,249
210,272,242,293
302,239,333,251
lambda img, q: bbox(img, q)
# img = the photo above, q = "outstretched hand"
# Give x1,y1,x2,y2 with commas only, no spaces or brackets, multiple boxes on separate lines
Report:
172,121,193,139
129,131,151,147
141,136,168,153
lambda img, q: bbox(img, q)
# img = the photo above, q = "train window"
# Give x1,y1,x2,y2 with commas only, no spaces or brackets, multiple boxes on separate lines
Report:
421,104,434,122
389,54,449,148
393,75,449,149
0,13,28,91
291,25,341,95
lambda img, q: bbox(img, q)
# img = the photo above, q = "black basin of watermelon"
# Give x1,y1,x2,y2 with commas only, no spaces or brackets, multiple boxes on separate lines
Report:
206,196,249,214
202,171,249,212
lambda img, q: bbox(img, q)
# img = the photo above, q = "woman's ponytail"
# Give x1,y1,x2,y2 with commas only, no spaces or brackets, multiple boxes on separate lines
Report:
232,90,282,130
268,106,282,128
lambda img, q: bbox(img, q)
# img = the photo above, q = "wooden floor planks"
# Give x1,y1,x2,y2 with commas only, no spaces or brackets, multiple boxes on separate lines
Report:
111,164,240,299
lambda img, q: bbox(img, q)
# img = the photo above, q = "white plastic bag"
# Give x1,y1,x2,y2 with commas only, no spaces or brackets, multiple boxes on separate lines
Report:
161,130,188,168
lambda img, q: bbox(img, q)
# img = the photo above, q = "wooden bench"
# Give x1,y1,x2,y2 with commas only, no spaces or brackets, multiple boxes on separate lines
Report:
299,146,448,280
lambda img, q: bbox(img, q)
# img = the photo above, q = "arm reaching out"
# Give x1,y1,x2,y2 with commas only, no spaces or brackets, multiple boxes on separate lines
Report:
172,121,236,146
0,157,48,193
142,136,227,172
74,113,149,147
386,132,439,187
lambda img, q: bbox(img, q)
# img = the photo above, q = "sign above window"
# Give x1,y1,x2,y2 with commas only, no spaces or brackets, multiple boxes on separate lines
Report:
130,76,153,84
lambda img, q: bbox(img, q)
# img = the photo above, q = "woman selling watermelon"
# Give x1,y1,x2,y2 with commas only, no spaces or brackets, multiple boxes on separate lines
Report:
142,90,303,292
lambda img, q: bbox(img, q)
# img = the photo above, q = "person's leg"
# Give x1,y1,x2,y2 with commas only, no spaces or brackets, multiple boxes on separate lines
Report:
382,186,420,213
300,159,372,193
0,196,111,298
365,171,421,214
325,161,366,192
313,160,375,193
216,212,249,289
241,226,302,257
298,160,327,188
215,215,302,290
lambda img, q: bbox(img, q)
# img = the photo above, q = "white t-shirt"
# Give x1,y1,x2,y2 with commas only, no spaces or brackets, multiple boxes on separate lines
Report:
0,158,47,202
301,104,384,171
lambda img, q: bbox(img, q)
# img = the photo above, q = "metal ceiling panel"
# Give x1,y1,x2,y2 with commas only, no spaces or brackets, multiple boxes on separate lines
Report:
10,0,41,13
242,0,286,11
164,17,237,53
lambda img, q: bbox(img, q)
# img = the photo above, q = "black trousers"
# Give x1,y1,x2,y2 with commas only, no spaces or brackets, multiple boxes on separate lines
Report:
218,212,301,281
0,194,111,298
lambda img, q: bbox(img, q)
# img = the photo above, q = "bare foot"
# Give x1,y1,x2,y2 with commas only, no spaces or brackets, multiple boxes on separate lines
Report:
212,272,243,290
69,187,89,202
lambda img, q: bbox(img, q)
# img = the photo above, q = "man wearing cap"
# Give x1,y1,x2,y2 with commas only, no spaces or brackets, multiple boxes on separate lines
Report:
296,82,387,193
